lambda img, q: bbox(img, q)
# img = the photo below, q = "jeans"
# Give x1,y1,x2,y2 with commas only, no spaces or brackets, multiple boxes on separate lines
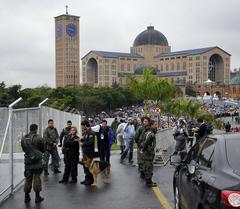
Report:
120,145,126,154
121,139,134,162
99,143,111,163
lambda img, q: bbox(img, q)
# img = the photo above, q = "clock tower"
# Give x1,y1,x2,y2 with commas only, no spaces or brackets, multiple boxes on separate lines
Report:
55,6,80,87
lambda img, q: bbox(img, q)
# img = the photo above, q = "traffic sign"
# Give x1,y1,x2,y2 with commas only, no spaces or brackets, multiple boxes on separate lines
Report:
154,107,161,114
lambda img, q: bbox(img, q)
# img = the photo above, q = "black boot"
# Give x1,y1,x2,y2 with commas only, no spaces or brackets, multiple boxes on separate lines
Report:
44,169,49,176
146,179,157,187
69,179,77,184
59,179,68,184
140,171,145,179
24,193,31,203
80,180,86,184
35,192,44,203
54,169,61,174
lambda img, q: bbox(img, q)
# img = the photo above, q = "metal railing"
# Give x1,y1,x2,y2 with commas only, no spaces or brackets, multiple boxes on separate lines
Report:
154,128,175,165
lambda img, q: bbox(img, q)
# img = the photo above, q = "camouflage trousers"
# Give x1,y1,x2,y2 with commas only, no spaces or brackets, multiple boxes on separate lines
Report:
24,168,43,193
142,154,155,181
44,148,60,170
137,149,144,172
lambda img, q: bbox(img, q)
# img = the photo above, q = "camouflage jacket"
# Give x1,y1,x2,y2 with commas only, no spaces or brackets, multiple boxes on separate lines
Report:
60,126,71,142
21,132,45,169
43,127,59,145
135,125,145,147
141,128,156,158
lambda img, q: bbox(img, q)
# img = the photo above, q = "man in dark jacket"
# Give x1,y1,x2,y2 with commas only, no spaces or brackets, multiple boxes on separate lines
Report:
195,118,208,141
187,121,194,147
59,120,72,147
96,120,115,163
21,124,45,203
225,121,231,132
80,120,95,185
59,126,79,184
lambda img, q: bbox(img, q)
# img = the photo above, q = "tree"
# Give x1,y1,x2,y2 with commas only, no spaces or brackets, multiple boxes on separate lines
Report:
186,85,197,97
128,68,176,115
0,81,144,114
161,98,202,121
0,81,6,89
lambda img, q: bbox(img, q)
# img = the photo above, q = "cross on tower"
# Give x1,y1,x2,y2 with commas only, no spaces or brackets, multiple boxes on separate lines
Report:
65,5,68,15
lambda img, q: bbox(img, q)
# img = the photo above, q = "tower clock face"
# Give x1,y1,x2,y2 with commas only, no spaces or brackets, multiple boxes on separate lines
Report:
56,24,62,37
66,23,77,37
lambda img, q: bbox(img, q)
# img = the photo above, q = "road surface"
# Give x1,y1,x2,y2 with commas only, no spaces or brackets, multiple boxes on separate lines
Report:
0,152,175,209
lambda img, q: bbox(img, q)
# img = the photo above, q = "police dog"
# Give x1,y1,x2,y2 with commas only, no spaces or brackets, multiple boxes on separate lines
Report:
82,157,110,186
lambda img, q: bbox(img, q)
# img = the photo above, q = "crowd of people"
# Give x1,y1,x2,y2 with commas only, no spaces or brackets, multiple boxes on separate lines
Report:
203,103,240,118
20,115,159,204
172,118,212,155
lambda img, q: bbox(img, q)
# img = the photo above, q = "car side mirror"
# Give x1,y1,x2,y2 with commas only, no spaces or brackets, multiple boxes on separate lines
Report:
170,154,182,165
188,160,197,174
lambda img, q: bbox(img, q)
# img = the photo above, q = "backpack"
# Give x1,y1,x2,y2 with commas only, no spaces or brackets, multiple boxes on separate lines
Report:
22,134,43,163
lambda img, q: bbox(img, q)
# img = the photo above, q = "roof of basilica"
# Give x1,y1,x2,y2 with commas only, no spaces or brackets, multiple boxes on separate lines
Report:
229,76,240,85
91,51,143,59
156,46,231,57
156,47,216,57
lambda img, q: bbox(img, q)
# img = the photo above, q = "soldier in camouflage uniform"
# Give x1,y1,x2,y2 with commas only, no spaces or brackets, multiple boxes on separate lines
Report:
43,119,61,175
135,117,150,179
21,124,45,203
140,120,158,187
58,120,72,147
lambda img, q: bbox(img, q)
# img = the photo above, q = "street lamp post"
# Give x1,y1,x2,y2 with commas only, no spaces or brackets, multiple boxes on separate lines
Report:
38,98,48,136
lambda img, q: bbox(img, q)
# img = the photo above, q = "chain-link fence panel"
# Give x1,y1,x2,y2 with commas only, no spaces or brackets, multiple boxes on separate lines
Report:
11,108,40,188
0,108,10,202
0,108,8,154
41,106,81,136
0,106,81,203
0,127,10,202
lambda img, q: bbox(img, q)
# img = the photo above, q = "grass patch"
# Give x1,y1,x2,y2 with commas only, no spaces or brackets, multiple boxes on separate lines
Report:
111,143,120,151
111,143,137,151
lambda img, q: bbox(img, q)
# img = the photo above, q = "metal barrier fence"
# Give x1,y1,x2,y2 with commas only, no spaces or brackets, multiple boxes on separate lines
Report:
154,128,175,165
0,108,8,154
0,106,81,203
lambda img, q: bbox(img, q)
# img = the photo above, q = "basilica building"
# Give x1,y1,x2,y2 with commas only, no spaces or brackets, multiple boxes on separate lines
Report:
81,26,231,87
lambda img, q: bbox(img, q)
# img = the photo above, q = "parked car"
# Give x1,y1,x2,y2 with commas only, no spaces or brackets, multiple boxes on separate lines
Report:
171,134,240,209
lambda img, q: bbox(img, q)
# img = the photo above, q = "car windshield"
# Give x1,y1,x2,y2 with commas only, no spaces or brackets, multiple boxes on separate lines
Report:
226,137,240,171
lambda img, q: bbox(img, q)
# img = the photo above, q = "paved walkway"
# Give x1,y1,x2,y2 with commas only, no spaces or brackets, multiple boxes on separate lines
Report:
0,153,175,209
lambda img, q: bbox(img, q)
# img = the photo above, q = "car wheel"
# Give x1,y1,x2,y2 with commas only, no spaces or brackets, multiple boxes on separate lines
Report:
174,185,181,209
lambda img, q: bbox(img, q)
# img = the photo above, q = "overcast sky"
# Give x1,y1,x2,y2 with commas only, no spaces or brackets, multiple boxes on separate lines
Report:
0,0,240,88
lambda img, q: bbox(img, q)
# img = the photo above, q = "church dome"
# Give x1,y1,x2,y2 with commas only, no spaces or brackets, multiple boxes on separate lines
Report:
133,26,169,47
229,76,240,85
